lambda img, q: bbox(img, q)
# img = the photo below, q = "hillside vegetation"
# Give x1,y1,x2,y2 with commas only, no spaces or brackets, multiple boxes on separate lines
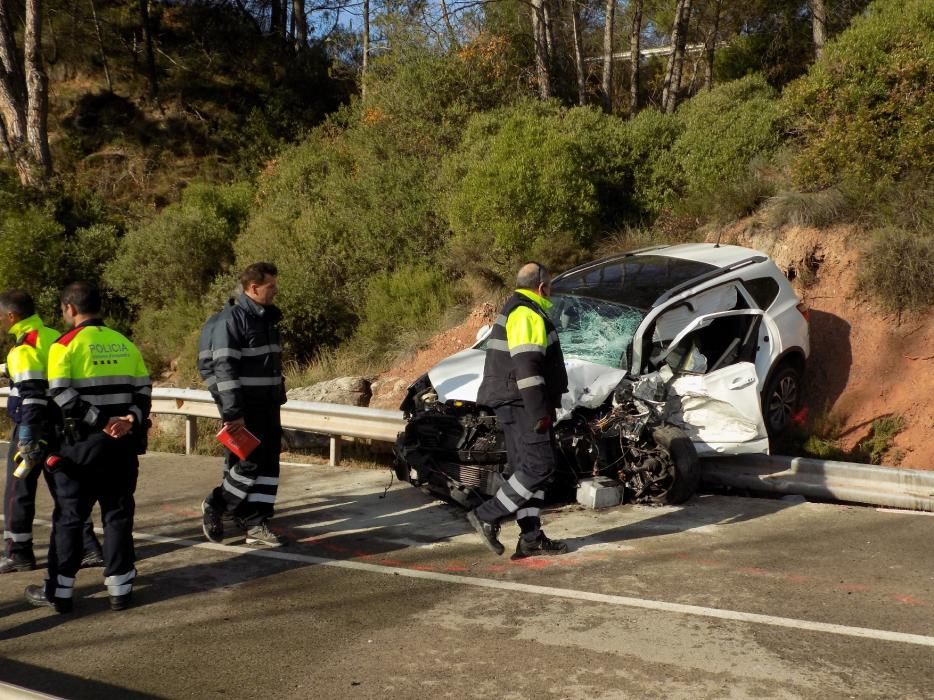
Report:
0,0,930,402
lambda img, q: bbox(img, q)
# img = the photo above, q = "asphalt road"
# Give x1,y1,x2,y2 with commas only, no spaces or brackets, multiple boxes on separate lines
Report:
0,452,932,699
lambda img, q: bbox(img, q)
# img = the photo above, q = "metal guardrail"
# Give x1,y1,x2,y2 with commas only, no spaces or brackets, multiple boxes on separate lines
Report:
701,454,934,513
1,387,932,511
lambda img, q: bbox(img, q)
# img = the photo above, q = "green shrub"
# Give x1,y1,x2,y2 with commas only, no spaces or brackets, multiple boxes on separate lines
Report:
760,188,850,229
0,206,66,318
105,181,252,309
350,266,465,362
859,227,934,313
621,108,683,219
444,100,629,279
856,414,905,465
132,295,206,379
671,74,783,207
782,0,934,189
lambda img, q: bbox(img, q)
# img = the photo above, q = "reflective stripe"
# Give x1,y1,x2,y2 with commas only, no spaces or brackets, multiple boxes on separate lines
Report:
49,379,71,389
4,530,32,543
240,377,281,387
516,508,541,520
21,398,48,406
227,469,255,487
71,376,135,388
510,343,545,356
533,490,545,499
198,350,212,360
507,474,534,500
84,393,135,406
496,489,521,513
137,386,152,396
204,376,217,388
516,376,545,390
222,481,248,499
104,569,136,586
133,376,151,387
57,574,75,586
55,587,74,598
216,380,242,392
108,583,133,596
213,348,242,360
53,388,80,406
129,406,143,424
494,314,508,327
255,476,279,486
8,387,19,397
547,331,559,345
12,370,45,382
485,339,509,352
246,493,277,503
241,344,281,357
83,406,101,426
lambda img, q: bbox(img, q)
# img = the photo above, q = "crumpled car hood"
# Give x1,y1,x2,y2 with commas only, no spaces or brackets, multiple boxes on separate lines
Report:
427,350,625,420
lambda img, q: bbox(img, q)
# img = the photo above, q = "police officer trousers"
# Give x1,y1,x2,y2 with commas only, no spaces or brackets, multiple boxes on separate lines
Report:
209,407,281,528
44,437,138,605
474,403,555,540
4,425,101,560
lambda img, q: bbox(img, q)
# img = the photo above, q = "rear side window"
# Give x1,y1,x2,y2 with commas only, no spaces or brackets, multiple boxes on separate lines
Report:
743,277,780,310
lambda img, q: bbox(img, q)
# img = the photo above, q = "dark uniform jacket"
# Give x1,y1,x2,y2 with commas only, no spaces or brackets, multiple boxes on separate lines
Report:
198,294,284,422
477,289,568,422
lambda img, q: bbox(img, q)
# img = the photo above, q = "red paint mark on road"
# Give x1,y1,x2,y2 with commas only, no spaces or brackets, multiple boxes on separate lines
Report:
894,594,929,607
832,582,871,593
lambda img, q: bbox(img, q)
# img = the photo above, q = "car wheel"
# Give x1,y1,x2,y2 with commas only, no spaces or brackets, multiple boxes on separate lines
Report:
762,364,801,436
649,426,700,505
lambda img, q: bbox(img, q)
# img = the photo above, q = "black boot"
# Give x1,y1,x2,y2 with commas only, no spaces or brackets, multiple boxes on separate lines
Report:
467,510,504,556
110,591,132,611
0,552,36,574
511,533,569,560
24,584,73,613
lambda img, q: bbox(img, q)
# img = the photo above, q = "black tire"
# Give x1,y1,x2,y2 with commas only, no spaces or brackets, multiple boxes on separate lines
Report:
650,426,700,505
761,363,802,436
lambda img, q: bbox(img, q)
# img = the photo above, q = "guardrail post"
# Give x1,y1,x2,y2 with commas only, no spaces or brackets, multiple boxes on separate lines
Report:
185,416,198,455
329,436,342,467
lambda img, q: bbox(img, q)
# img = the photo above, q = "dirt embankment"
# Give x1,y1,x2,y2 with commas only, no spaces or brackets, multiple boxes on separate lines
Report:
376,223,934,470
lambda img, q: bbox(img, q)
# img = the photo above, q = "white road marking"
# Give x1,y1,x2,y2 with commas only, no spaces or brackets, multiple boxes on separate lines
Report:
51,520,933,649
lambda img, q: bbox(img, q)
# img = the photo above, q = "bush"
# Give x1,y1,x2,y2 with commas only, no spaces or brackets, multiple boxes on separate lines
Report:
782,0,934,189
444,100,630,279
671,75,783,205
760,188,850,229
0,206,65,318
621,108,683,219
105,181,253,309
859,227,934,313
132,296,207,379
350,266,465,362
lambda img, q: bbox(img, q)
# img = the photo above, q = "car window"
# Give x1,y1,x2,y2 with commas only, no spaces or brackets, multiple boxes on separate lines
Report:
742,277,780,309
653,284,739,343
550,294,645,369
655,312,761,375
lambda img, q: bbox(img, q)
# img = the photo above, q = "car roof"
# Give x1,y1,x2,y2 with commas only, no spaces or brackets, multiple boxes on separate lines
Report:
552,243,768,310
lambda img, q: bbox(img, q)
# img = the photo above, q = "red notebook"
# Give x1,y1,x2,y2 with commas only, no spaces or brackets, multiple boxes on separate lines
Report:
216,424,261,460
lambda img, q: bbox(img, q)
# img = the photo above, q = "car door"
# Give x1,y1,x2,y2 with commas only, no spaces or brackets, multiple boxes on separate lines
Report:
651,308,770,456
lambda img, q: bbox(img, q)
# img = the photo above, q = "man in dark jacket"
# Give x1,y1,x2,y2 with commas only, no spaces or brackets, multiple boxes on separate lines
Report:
199,262,287,547
467,262,570,559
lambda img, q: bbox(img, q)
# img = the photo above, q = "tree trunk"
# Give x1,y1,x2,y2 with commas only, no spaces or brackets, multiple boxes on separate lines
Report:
629,0,642,113
662,0,692,113
88,0,112,92
600,0,615,113
810,0,827,59
542,0,553,61
292,0,307,48
139,0,158,99
361,0,369,100
571,2,586,106
531,0,551,99
439,0,459,49
704,0,721,90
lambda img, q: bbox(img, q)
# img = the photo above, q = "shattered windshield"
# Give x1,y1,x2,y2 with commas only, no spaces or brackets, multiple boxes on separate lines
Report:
550,294,645,369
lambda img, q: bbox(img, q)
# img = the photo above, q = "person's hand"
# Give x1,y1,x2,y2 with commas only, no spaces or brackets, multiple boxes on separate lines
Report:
224,417,246,434
16,440,45,470
533,415,553,434
104,415,134,439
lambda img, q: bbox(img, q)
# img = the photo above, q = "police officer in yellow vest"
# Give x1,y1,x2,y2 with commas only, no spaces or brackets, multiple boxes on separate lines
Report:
24,282,151,613
0,289,103,574
467,263,570,559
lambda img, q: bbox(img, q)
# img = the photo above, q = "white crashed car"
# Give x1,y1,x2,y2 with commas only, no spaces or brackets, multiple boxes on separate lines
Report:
394,243,809,507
